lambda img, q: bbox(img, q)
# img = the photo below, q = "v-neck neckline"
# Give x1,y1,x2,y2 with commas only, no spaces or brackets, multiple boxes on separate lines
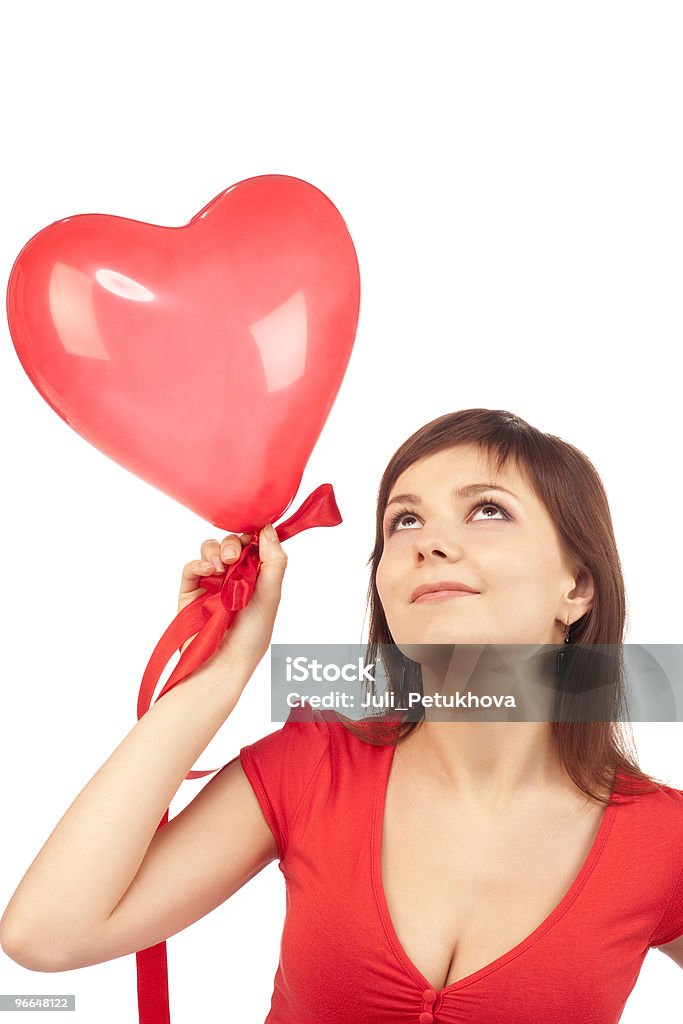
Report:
370,738,622,996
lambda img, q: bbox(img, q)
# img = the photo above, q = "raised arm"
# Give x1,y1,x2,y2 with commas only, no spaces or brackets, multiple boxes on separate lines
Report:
0,525,287,971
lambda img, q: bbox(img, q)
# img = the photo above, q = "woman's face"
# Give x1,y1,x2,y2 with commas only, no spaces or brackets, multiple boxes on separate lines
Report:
376,443,593,648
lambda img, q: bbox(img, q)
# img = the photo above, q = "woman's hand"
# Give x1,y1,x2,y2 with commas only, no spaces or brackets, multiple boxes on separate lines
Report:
177,525,288,677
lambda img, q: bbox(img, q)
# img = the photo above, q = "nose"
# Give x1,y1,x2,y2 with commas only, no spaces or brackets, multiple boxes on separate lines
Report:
413,522,465,561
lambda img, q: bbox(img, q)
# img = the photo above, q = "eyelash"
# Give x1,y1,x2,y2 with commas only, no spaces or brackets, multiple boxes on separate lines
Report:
385,496,512,535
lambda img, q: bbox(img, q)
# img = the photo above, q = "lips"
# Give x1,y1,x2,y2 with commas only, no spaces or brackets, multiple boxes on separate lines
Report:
410,581,480,602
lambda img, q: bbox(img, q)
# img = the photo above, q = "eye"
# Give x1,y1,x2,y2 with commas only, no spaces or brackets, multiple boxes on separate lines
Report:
384,496,512,535
385,506,420,533
470,500,510,522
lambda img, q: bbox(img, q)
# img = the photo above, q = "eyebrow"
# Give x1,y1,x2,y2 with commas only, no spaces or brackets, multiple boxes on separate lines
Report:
385,483,520,511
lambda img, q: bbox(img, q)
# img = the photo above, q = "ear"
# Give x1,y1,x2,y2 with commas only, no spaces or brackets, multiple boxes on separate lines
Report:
563,566,595,625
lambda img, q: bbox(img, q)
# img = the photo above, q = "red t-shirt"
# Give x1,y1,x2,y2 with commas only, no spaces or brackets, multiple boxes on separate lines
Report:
239,707,683,1024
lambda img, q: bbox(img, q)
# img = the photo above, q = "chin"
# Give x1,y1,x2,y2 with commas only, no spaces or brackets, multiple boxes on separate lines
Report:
417,618,472,643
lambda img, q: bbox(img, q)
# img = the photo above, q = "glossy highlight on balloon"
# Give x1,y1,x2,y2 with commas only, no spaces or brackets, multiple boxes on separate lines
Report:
6,174,361,531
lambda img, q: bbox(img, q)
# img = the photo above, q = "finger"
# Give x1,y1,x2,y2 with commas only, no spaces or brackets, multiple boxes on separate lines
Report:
200,536,236,573
220,532,252,563
180,558,222,595
200,537,221,564
252,525,288,609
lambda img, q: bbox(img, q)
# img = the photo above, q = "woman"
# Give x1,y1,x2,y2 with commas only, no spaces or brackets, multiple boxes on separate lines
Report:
2,408,682,1024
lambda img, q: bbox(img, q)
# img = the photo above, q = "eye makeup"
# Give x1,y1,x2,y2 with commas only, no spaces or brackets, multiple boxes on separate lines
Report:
384,495,513,535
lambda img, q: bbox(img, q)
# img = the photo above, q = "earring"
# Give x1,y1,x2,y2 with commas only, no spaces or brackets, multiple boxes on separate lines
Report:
399,661,408,691
556,615,572,678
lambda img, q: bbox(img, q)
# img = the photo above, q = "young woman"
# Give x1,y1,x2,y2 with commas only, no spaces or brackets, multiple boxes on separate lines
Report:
2,408,682,1024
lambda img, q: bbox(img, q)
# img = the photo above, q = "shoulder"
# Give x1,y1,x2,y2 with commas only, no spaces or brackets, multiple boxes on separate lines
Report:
654,782,683,814
614,773,683,842
238,707,390,861
240,707,389,803
240,704,331,792
612,774,683,948
641,783,683,947
237,706,332,861
607,774,683,886
616,777,683,818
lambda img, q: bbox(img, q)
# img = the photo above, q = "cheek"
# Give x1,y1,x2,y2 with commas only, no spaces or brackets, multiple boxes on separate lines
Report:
376,555,406,625
376,556,395,604
479,546,536,593
491,546,561,601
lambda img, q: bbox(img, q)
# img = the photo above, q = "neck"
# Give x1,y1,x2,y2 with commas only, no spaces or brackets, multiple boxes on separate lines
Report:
408,643,570,807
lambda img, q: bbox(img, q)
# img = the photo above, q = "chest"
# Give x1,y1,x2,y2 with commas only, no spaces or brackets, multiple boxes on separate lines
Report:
379,761,607,992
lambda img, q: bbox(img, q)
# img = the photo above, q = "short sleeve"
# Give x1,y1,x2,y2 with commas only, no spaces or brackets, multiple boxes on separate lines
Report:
649,787,683,947
239,706,329,862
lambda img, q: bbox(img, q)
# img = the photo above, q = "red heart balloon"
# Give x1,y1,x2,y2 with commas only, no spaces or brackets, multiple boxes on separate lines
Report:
6,175,360,531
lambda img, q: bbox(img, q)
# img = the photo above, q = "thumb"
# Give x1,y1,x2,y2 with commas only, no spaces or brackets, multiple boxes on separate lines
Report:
254,523,288,607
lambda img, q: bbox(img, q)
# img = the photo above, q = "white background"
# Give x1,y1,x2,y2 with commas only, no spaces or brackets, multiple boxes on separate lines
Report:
1,1,681,1021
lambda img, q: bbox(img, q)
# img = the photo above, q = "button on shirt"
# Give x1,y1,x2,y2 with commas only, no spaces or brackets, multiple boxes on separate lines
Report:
238,707,683,1024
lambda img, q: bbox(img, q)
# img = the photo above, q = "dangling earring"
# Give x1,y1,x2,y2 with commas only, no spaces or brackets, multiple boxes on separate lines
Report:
399,660,408,691
556,615,572,678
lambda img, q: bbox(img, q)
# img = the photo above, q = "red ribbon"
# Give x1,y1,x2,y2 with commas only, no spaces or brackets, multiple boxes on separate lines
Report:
135,482,342,1024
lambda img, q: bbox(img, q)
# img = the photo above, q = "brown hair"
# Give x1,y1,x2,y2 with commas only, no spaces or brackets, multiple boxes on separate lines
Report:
337,408,666,805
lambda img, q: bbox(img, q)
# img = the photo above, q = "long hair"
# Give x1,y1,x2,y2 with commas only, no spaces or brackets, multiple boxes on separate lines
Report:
336,408,666,805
